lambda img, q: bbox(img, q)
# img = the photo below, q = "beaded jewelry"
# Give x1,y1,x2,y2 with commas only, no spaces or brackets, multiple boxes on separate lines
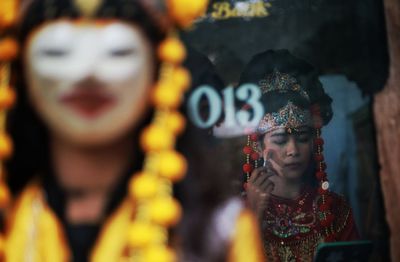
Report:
256,101,313,134
259,70,310,100
0,0,19,252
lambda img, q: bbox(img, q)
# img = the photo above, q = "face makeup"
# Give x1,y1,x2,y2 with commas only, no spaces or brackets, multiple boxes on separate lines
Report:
262,127,312,180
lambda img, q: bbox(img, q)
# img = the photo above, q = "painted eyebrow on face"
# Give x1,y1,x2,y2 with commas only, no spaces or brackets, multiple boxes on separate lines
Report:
296,127,312,134
39,48,70,57
297,133,310,138
270,132,287,137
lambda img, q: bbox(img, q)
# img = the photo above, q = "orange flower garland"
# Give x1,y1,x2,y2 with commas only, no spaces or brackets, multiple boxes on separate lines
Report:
0,0,19,257
167,0,209,28
128,33,190,261
124,1,209,261
0,0,18,29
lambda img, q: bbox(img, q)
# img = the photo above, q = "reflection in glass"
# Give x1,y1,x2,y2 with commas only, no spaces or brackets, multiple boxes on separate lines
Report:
183,0,390,259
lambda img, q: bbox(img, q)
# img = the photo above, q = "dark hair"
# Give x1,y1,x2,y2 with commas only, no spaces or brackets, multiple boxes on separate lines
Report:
239,49,333,125
18,0,166,48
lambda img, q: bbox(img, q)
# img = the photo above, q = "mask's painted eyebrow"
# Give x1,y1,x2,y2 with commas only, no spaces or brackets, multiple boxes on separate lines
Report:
110,47,137,56
39,48,70,57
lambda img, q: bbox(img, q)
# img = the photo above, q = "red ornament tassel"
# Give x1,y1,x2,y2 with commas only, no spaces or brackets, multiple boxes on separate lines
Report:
311,104,336,241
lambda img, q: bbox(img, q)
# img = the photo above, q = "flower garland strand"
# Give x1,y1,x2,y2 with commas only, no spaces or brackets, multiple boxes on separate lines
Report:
0,0,19,256
128,33,189,261
126,1,209,261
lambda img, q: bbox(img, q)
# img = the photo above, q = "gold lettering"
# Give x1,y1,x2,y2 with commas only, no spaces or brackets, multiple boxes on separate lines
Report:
252,2,269,17
211,2,232,19
235,3,249,17
230,6,239,18
210,1,272,20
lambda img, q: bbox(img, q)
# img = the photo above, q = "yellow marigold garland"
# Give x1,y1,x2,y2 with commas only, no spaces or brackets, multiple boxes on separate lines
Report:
128,2,210,258
127,34,189,261
0,0,18,29
0,0,19,257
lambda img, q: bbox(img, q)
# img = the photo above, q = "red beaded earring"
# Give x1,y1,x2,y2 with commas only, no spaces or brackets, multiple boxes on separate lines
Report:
311,104,335,242
243,133,260,190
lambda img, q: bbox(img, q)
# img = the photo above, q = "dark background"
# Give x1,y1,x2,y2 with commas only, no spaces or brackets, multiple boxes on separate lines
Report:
182,0,388,94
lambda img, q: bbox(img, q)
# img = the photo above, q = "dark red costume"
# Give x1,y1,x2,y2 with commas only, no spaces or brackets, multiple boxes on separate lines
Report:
262,187,359,261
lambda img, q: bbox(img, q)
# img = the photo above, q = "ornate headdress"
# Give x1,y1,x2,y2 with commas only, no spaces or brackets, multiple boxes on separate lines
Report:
256,70,312,134
259,70,310,100
0,0,209,260
256,101,313,134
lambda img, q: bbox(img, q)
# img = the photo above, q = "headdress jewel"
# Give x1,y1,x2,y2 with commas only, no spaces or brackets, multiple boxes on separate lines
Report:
256,70,312,133
259,70,310,100
257,101,312,134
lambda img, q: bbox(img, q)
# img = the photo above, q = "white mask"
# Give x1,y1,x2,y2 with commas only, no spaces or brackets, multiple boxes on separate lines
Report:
25,20,155,147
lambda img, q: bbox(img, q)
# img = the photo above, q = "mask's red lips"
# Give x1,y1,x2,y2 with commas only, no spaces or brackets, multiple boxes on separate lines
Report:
60,89,115,119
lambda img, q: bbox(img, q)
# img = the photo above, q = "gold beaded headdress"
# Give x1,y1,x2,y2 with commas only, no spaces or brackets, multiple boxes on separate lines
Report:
0,0,209,259
259,69,310,100
256,70,312,134
256,101,313,134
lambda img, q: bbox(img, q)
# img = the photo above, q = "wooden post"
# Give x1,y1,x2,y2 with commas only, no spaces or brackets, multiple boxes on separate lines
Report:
373,0,400,261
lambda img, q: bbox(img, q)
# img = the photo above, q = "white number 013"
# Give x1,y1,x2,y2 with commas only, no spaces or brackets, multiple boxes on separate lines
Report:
187,84,264,129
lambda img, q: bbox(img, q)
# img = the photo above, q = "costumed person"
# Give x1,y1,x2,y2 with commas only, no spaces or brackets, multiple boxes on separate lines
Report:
240,50,359,261
0,0,265,261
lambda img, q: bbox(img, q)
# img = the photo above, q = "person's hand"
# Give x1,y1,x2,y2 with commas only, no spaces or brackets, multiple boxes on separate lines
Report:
245,150,284,221
245,166,275,221
264,153,284,185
